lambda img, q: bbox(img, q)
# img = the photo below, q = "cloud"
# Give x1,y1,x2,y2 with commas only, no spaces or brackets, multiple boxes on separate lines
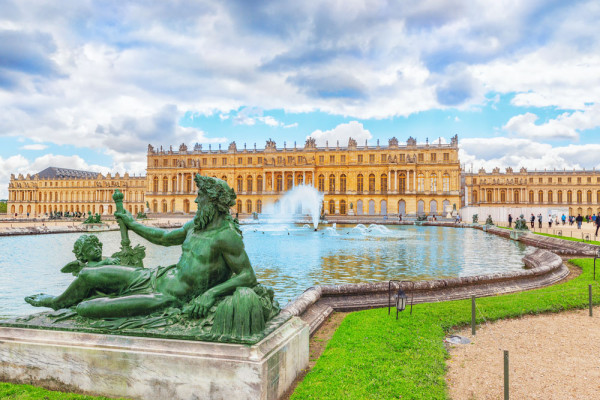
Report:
308,121,372,147
503,104,600,140
20,144,47,150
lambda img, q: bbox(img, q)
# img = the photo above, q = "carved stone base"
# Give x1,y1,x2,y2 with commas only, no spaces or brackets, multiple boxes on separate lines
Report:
0,317,309,400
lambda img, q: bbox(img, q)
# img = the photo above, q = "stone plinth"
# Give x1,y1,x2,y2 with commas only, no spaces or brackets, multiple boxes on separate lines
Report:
0,316,308,400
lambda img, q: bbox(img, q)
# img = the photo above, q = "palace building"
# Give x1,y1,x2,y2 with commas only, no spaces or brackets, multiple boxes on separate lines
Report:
7,167,146,217
464,167,600,217
145,136,462,217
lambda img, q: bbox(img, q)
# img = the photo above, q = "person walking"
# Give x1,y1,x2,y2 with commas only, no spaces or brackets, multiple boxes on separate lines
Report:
562,214,566,225
537,213,542,229
530,213,535,229
508,214,513,228
548,216,553,228
595,212,600,237
576,214,583,229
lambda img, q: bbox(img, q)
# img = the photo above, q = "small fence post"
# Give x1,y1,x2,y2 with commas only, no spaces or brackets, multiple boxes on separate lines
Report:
471,296,476,336
504,350,509,400
589,284,593,317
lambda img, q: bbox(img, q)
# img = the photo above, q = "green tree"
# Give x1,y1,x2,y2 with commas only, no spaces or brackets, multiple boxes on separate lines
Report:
0,201,7,213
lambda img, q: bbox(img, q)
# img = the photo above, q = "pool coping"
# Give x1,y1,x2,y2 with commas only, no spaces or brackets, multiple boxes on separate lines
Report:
283,224,599,335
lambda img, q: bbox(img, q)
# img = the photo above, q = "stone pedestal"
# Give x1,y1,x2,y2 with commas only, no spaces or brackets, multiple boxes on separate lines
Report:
0,316,308,400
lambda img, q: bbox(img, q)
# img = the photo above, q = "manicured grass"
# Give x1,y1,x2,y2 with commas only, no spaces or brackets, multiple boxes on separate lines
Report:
0,383,129,400
291,259,600,400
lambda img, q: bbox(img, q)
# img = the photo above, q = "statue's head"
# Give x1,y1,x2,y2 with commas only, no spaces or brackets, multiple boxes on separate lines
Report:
73,235,102,262
193,174,237,230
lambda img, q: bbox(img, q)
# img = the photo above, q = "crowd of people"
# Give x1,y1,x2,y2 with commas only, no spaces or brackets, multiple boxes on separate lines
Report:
507,212,600,236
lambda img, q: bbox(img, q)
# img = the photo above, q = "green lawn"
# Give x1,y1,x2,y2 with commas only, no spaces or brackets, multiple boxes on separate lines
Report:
496,225,600,246
291,258,600,400
0,383,128,400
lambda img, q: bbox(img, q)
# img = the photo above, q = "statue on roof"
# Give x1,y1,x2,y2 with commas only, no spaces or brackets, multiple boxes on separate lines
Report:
348,137,357,148
179,143,188,152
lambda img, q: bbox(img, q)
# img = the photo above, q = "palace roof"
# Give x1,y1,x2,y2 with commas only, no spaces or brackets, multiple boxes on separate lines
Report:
36,167,99,179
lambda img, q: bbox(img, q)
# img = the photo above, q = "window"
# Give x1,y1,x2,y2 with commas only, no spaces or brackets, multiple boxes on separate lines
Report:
340,175,346,192
443,153,449,161
258,157,262,164
369,174,376,192
276,175,283,191
257,176,263,193
329,155,335,164
237,200,242,214
548,177,552,183
203,158,207,165
329,200,335,214
538,178,542,183
154,160,158,167
418,154,424,162
538,190,543,203
558,191,563,203
172,160,177,167
212,158,217,165
381,154,386,162
577,177,582,183
358,155,363,163
587,190,592,203
246,176,253,192
238,157,243,165
567,190,573,203
286,174,293,190
529,178,534,183
318,175,325,192
398,174,406,193
237,176,243,193
222,158,227,165
431,153,436,162
340,200,346,215
487,190,493,203
162,177,168,192
246,200,252,214
430,174,437,192
473,178,477,184
341,155,346,163
288,156,293,164
558,177,562,183
548,191,553,203
277,156,282,164
381,174,388,193
328,174,335,192
248,157,252,165
357,174,364,192
319,155,324,163
417,174,424,192
153,177,159,192
567,178,572,183
399,154,405,162
529,191,534,203
500,190,506,202
369,154,375,163
163,159,168,167
577,190,582,203
443,174,450,192
257,200,262,213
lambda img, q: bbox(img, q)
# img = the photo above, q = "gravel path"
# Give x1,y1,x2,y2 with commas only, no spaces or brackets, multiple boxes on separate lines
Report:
446,306,600,400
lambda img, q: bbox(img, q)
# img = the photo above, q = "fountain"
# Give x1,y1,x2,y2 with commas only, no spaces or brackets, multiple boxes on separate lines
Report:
261,185,323,230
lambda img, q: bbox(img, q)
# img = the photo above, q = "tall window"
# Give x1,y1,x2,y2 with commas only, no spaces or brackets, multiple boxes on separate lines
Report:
237,176,243,193
318,175,325,192
186,175,192,192
340,200,346,215
257,176,263,193
567,190,573,203
246,176,253,193
587,190,592,203
340,174,347,192
558,190,563,203
286,174,293,190
329,200,335,214
538,190,543,203
513,190,519,203
548,191,553,203
153,177,159,192
246,200,252,214
162,177,168,192
329,174,336,192
500,190,506,202
577,190,582,204
357,174,363,192
381,174,387,193
529,191,534,203
442,174,450,192
369,174,376,192
256,200,262,213
487,190,492,203
237,200,242,213
276,175,283,192
399,174,406,193
417,174,424,192
430,174,437,192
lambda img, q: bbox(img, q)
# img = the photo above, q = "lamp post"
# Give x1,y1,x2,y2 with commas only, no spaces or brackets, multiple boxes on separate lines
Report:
388,280,415,319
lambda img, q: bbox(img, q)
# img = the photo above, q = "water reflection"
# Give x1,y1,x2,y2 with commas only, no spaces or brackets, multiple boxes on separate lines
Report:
0,224,530,316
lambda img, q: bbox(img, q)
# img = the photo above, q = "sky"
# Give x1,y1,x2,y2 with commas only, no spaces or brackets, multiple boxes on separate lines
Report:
1,0,600,199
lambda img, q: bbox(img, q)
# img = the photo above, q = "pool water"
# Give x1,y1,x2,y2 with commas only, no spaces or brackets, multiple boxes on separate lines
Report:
0,223,530,316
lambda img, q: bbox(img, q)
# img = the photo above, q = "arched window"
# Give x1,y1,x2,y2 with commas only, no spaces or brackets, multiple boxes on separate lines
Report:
318,175,325,192
500,190,506,203
487,190,493,203
538,190,543,203
286,174,293,190
152,201,158,213
398,173,406,193
597,191,600,203
237,200,242,213
246,176,253,193
430,200,437,214
357,174,364,192
276,174,283,192
340,200,346,215
172,176,177,192
381,174,388,193
183,199,190,213
442,173,450,192
587,190,592,203
368,200,375,215
417,174,424,192
548,191,553,203
567,190,573,203
380,200,387,215
329,200,335,214
356,199,363,215
430,174,437,192
246,200,252,214
185,175,192,192
237,175,243,193
340,175,346,192
256,200,262,214
557,190,563,203
162,200,167,213
257,176,263,193
472,190,478,204
162,177,168,192
577,190,582,204
153,177,159,192
368,174,375,192
529,190,534,203
329,174,336,192
417,200,424,214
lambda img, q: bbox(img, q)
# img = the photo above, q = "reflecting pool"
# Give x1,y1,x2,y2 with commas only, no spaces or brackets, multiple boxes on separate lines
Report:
0,224,530,316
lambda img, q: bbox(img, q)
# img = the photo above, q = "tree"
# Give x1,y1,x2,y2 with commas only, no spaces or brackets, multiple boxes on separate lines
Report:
0,201,7,213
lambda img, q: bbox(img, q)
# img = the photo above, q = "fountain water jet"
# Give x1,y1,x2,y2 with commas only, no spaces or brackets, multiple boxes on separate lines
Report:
261,185,324,229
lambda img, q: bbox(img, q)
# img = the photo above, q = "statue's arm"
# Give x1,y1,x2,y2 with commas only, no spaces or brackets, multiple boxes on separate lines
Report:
186,231,257,318
116,211,189,246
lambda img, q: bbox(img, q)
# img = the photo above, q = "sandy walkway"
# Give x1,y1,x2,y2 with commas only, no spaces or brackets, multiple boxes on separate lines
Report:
446,306,600,399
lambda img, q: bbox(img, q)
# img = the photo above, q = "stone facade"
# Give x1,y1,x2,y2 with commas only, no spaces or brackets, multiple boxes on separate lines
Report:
464,167,600,216
145,136,461,216
7,167,146,217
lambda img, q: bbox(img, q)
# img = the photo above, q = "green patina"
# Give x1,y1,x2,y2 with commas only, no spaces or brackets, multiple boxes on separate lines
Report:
15,175,283,344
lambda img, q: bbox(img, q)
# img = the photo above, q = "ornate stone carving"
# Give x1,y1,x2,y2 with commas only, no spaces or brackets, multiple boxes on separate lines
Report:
179,143,188,152
388,137,399,148
228,141,237,152
304,137,316,149
407,137,417,146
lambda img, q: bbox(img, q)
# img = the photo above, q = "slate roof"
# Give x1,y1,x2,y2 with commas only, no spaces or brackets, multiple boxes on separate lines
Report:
36,167,99,179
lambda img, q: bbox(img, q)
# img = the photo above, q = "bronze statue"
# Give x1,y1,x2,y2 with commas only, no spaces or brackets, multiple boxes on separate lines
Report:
25,175,280,340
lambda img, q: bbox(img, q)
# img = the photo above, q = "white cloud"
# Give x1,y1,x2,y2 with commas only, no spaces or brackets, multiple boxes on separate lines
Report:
308,121,372,147
20,144,48,150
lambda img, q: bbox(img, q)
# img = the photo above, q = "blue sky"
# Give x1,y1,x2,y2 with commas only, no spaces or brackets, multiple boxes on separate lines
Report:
1,0,600,198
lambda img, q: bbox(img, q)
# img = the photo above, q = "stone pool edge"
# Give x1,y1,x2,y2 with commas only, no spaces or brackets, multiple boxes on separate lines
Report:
283,225,598,335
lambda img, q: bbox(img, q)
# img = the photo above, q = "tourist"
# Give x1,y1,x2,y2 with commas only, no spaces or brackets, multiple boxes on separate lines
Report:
562,214,566,225
508,214,513,228
596,213,600,237
548,217,552,228
398,213,402,222
576,214,583,229
530,213,535,229
537,213,542,228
